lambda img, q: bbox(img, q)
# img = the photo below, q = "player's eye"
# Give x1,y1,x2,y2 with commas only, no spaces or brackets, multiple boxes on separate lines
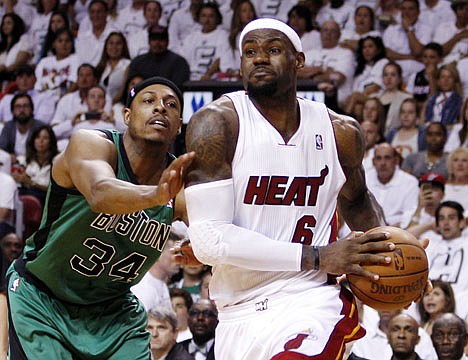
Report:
144,98,154,104
244,48,255,57
269,47,281,55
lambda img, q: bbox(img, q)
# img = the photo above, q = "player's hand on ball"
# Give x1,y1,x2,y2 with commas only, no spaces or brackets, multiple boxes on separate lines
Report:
170,239,203,266
316,230,394,279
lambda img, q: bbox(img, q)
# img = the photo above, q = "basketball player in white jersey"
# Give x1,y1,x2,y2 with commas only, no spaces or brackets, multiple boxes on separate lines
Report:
182,19,423,360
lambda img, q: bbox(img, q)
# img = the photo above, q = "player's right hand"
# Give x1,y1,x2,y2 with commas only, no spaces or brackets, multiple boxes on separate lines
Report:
314,231,394,280
170,239,203,266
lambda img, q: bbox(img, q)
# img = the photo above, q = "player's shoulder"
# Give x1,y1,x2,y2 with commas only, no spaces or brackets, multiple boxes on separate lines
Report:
329,109,365,168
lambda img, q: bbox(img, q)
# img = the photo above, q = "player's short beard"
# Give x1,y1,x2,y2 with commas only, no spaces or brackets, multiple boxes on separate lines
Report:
247,80,278,98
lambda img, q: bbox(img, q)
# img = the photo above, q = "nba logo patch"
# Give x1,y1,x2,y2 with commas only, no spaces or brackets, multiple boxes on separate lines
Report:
166,199,173,208
315,134,323,150
10,278,20,292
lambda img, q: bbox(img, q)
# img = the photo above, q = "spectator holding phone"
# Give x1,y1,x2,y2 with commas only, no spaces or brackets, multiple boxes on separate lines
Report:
71,84,115,133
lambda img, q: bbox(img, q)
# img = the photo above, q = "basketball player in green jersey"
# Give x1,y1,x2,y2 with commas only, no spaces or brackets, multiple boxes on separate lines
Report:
7,77,196,360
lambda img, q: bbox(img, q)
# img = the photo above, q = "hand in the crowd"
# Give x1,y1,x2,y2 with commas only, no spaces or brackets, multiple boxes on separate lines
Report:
155,152,195,204
170,239,202,266
318,231,394,279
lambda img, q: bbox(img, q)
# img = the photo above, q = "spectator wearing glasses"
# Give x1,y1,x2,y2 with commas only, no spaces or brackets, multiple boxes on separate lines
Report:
430,313,468,360
180,299,217,360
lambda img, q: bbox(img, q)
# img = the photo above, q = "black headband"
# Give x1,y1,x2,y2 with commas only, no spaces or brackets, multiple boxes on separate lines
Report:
126,76,184,113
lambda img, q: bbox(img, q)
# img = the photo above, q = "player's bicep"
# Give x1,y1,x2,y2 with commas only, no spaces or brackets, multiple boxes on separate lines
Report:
54,130,117,197
185,103,236,187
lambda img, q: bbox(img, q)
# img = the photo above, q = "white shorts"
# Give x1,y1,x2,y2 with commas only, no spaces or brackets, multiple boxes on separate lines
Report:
215,284,364,360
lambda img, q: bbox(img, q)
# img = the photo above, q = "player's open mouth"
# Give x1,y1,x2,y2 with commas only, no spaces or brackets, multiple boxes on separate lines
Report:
149,117,168,128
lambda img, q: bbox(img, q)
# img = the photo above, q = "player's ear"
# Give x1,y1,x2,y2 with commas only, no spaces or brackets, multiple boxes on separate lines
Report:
123,107,131,125
296,52,305,70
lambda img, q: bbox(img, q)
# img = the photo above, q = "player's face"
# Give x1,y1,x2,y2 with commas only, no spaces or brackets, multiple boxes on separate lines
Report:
125,84,182,145
422,287,447,317
399,102,417,128
240,29,302,97
437,207,463,240
146,318,177,353
388,316,420,355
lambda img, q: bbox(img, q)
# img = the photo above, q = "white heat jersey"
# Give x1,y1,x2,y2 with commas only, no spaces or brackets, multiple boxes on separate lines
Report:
211,91,346,309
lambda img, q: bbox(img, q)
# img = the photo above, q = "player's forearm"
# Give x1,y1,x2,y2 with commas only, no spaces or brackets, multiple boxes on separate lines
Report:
87,178,164,214
339,189,386,231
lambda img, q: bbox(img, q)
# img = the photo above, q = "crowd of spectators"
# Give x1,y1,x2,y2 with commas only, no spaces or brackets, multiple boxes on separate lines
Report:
0,0,467,358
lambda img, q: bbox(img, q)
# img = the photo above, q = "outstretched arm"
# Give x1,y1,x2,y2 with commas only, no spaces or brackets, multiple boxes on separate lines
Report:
52,129,194,214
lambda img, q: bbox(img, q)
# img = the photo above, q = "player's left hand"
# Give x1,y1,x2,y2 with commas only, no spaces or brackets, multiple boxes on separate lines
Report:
170,239,203,266
155,152,195,204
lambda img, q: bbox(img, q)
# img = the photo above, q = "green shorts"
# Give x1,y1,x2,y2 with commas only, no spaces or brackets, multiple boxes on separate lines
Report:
7,267,150,360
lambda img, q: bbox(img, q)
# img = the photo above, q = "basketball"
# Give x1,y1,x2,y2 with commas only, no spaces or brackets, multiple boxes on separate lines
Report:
347,226,429,311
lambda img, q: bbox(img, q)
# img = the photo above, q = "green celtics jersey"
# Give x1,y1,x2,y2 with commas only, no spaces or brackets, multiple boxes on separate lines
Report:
22,130,174,304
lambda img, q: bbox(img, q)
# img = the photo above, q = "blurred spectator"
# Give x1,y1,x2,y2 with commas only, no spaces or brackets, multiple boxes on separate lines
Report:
367,142,419,227
1,0,36,30
351,309,437,360
225,0,257,76
299,20,355,106
95,31,130,102
340,6,381,52
404,172,445,237
314,0,353,28
199,268,212,300
0,13,31,85
180,299,217,360
171,263,208,302
170,288,193,343
387,314,424,360
344,36,389,117
426,201,467,295
0,64,56,124
444,147,468,215
419,0,456,27
146,307,193,360
29,0,60,64
0,171,16,224
168,0,203,55
115,0,146,37
382,0,432,80
34,28,79,103
69,0,92,32
127,26,189,88
38,10,70,62
405,43,444,112
375,0,401,32
75,0,117,66
386,98,426,160
418,279,456,335
402,122,449,179
0,148,11,174
361,120,383,174
430,313,468,360
432,0,468,65
0,93,46,162
12,125,58,206
127,0,163,58
378,61,413,135
0,222,23,262
112,73,144,132
287,4,319,53
51,63,111,145
251,0,295,22
444,98,468,153
180,2,232,81
71,84,115,133
131,237,180,311
423,64,463,130
362,97,387,138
